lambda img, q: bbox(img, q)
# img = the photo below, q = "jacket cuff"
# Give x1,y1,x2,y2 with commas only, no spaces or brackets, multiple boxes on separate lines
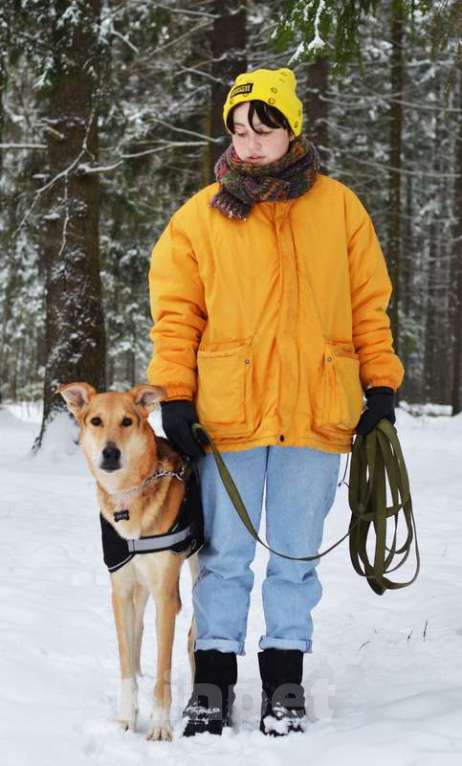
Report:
365,381,397,392
160,385,194,402
365,385,395,398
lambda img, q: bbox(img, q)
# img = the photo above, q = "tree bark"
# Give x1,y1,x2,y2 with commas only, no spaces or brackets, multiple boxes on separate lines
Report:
424,220,438,403
304,56,330,173
206,0,247,183
34,0,106,449
0,3,6,406
450,66,462,415
387,1,404,362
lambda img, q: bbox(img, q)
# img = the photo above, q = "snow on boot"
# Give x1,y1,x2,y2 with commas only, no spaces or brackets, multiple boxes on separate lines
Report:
258,648,307,736
182,649,237,736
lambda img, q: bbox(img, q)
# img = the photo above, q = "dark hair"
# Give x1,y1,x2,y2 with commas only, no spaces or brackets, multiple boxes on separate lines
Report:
226,99,291,134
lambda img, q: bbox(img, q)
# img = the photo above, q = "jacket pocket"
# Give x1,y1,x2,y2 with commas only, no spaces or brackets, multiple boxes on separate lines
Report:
313,341,365,431
196,338,253,434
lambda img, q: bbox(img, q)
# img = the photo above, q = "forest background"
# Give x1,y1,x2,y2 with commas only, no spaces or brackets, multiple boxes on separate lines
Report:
0,0,461,448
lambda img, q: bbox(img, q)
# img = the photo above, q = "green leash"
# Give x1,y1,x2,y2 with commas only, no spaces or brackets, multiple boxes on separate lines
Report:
347,418,420,595
191,419,420,595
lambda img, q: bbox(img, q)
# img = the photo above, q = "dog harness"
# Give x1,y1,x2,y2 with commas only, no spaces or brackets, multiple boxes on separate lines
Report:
100,464,204,573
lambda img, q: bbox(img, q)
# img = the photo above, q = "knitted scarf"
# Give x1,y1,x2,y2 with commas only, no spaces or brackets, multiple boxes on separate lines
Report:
210,134,321,221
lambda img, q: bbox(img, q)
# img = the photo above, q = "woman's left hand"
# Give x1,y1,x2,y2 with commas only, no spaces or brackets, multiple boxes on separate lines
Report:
355,386,396,436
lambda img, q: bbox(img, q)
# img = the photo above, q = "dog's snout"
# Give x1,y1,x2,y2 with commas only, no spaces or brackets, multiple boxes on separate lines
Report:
100,441,121,472
102,443,120,461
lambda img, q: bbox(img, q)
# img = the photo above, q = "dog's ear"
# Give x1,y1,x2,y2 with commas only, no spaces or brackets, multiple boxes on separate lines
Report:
130,384,166,415
56,382,96,418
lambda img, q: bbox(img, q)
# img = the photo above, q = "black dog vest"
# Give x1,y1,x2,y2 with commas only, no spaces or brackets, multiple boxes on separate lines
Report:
100,465,204,573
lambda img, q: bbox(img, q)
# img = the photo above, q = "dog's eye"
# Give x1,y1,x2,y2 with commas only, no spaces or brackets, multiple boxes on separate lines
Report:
90,416,102,426
121,417,133,427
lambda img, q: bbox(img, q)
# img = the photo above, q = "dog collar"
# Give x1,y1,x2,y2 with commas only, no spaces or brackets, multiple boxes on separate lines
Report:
106,460,190,502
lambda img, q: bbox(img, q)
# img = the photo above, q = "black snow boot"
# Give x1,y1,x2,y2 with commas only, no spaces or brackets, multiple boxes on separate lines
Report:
258,648,307,736
182,649,237,736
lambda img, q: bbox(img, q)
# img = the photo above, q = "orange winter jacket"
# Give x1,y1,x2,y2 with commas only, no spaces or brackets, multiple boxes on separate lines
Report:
147,174,405,455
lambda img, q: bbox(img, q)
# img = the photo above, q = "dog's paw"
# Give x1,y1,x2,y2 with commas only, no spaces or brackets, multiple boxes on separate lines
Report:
118,712,137,732
146,722,173,741
118,678,138,731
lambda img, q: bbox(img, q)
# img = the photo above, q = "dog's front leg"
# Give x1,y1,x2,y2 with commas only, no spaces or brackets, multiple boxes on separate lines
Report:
146,565,182,741
133,583,149,677
111,572,139,731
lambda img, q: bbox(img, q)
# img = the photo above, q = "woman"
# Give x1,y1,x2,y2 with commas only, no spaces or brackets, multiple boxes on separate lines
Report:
147,67,404,737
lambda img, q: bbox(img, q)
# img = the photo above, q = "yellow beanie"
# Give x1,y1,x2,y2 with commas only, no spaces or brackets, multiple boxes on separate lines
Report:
222,67,303,137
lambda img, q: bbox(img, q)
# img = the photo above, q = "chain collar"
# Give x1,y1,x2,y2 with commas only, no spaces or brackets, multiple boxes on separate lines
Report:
106,460,189,501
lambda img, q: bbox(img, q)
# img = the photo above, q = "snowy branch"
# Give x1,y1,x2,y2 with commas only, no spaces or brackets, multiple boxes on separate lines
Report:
14,108,97,236
0,143,47,150
338,151,461,179
110,29,139,54
56,172,71,262
134,116,224,143
319,90,462,114
155,3,217,19
153,19,212,56
120,140,208,159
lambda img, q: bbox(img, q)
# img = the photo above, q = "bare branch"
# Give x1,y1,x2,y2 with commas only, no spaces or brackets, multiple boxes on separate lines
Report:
154,19,212,56
130,114,223,143
331,149,461,179
120,139,208,159
110,29,139,54
320,90,462,114
155,3,217,19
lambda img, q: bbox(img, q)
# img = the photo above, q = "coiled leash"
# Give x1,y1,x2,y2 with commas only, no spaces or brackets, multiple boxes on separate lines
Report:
347,418,420,595
191,419,420,595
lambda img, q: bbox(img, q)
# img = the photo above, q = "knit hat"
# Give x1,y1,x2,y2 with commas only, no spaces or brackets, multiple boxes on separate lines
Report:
223,67,303,137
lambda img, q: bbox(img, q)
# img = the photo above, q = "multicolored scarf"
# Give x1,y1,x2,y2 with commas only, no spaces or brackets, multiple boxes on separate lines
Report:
210,134,321,221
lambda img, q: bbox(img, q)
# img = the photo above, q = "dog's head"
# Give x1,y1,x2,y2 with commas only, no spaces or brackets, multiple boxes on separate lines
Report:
57,382,166,488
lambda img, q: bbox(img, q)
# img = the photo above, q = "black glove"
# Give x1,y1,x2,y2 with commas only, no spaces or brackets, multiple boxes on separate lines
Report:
355,386,396,436
160,400,209,460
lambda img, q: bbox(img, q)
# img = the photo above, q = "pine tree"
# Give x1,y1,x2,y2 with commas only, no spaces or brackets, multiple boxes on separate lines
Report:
20,0,108,448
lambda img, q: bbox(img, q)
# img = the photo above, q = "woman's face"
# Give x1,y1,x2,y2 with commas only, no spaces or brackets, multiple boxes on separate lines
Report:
230,102,292,165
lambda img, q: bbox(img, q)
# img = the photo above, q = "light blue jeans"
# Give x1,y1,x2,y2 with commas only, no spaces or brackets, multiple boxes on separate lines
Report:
193,446,341,656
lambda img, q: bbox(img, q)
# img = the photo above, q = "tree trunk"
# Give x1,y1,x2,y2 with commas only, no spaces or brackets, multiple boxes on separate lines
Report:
0,4,6,406
304,56,330,173
423,73,444,405
424,220,438,403
34,0,106,449
450,66,462,415
387,1,404,363
206,0,247,183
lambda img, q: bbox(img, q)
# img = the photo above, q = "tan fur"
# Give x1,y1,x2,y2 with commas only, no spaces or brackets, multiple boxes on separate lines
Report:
57,382,199,741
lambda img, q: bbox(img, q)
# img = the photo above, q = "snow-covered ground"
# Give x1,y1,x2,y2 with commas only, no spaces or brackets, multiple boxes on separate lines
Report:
1,403,461,766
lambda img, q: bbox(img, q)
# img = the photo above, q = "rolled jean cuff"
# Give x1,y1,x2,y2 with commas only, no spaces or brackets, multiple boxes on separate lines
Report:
194,638,245,656
259,636,313,654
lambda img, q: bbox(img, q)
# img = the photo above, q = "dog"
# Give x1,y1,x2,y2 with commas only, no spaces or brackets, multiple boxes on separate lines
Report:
58,382,201,741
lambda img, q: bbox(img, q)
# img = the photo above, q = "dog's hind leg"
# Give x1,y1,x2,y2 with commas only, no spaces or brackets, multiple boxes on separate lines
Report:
187,552,199,686
133,583,149,677
111,569,139,732
188,551,200,584
187,615,197,687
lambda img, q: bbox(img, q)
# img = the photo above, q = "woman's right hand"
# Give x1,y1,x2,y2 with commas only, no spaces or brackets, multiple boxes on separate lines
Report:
160,400,208,460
